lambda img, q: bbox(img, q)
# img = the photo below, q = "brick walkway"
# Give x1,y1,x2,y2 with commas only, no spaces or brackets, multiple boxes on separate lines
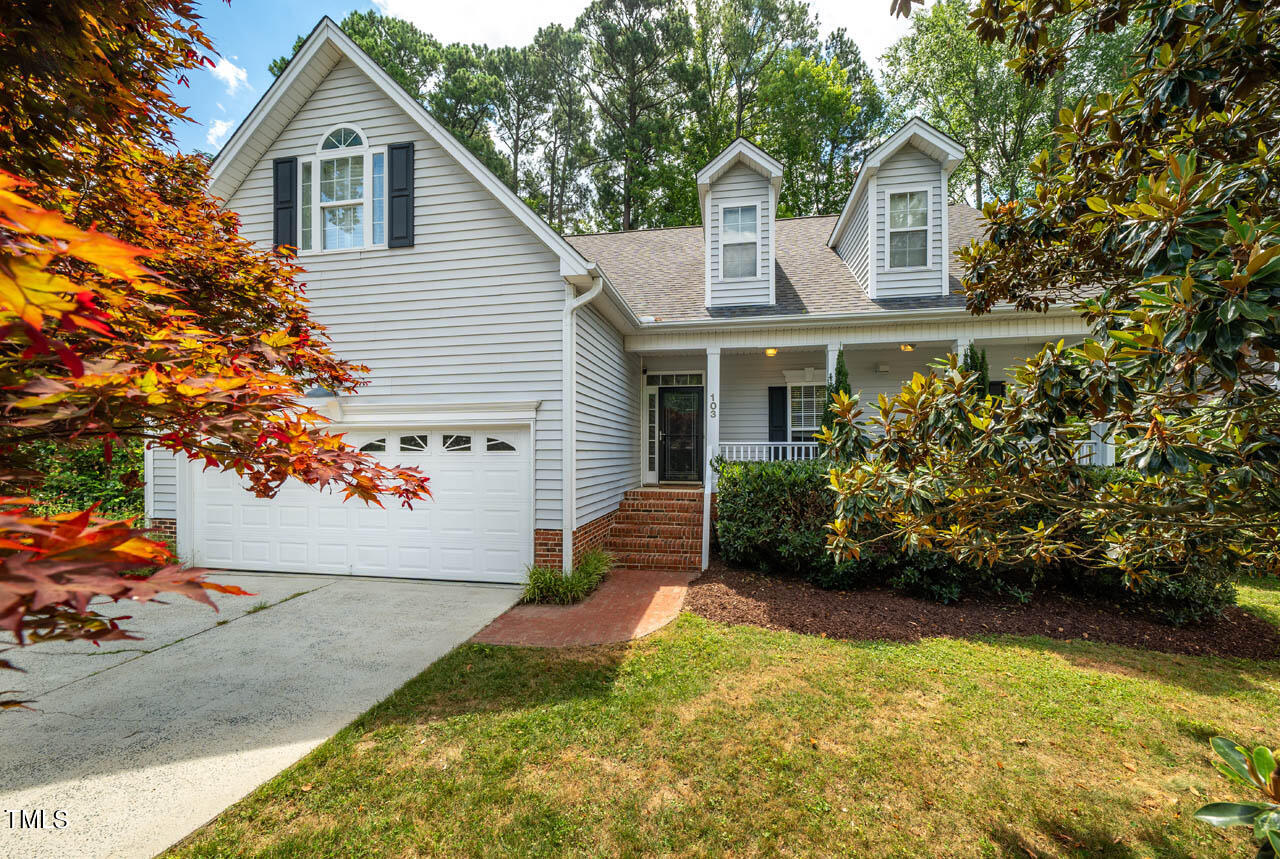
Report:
471,569,698,647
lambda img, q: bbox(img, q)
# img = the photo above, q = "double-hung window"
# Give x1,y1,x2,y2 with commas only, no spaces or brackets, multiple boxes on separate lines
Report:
721,204,758,279
299,126,386,252
789,384,826,442
887,190,929,269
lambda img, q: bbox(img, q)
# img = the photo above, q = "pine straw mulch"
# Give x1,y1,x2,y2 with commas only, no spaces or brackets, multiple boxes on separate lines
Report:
684,561,1280,660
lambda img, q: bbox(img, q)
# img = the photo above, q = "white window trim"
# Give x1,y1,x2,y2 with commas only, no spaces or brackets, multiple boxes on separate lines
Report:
787,382,827,441
718,197,762,282
298,124,387,255
885,185,931,272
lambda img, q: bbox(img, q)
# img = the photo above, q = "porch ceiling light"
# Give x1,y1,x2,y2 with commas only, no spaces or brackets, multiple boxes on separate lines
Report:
765,348,778,357
899,343,915,352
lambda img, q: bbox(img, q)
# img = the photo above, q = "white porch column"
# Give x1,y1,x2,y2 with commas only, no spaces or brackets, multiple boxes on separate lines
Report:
703,347,721,571
952,335,973,359
826,343,841,385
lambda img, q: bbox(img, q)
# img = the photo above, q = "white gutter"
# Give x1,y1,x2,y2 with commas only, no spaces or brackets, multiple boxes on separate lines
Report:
560,272,605,572
628,302,1081,333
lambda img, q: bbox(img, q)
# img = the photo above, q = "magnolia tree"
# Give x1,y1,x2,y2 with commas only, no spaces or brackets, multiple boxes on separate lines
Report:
0,1,430,706
823,0,1280,585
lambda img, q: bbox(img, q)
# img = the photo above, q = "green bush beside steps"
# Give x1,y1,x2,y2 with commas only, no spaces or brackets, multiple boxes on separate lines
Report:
713,459,1237,625
521,549,613,605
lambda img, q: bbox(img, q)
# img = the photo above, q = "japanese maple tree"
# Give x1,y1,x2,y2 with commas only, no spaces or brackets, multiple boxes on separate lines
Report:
0,1,430,706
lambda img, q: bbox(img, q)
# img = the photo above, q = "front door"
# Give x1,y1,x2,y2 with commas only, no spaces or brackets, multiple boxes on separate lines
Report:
658,386,703,482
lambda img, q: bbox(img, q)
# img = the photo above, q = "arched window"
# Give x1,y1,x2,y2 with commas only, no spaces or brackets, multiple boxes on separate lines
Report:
321,127,363,150
298,125,386,252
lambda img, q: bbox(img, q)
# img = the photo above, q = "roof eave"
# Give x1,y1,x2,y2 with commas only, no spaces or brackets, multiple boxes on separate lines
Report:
632,302,1079,333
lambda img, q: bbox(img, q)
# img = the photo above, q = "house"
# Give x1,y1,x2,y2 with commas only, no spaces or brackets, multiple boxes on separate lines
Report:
144,17,1091,583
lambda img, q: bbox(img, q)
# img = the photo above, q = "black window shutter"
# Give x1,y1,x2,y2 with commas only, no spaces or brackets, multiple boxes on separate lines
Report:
387,142,414,248
767,386,788,443
272,157,297,252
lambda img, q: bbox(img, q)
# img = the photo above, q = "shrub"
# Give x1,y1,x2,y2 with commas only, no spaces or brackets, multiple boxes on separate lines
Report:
715,459,1237,622
521,549,612,605
20,439,145,519
714,458,834,578
715,458,973,596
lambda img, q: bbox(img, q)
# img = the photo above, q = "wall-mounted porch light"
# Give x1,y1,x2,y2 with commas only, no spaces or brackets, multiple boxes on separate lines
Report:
765,348,778,357
899,343,915,352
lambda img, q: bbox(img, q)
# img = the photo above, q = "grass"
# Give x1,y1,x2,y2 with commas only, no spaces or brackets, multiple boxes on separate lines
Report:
520,549,612,605
169,609,1280,858
1237,575,1280,631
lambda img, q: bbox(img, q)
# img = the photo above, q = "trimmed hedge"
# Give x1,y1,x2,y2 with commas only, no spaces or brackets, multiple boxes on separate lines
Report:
713,459,1237,625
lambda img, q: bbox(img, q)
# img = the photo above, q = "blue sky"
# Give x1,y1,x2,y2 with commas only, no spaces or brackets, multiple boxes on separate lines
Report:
176,0,916,156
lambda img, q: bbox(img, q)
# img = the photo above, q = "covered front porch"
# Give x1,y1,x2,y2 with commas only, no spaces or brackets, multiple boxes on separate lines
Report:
637,336,1037,483
630,330,1103,569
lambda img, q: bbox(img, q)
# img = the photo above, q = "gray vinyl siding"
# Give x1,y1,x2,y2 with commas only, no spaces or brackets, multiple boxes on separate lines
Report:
874,144,944,298
720,351,824,442
575,305,641,526
225,57,566,528
148,448,178,519
708,164,772,306
836,186,870,290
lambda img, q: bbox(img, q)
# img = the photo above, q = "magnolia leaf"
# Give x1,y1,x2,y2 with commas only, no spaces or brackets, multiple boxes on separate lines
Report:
1193,802,1267,828
1212,737,1258,786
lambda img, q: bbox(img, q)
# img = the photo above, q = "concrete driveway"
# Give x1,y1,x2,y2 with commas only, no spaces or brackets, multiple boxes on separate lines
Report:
0,572,518,859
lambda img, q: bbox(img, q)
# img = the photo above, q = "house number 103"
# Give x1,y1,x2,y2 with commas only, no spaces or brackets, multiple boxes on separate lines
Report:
708,394,717,419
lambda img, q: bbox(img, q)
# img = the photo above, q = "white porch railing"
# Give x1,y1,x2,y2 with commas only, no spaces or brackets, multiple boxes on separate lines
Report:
717,442,821,462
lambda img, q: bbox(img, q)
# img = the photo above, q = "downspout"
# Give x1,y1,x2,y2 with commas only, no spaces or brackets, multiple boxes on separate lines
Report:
561,272,604,573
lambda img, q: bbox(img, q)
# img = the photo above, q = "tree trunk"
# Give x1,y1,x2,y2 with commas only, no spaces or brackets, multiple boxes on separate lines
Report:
974,170,983,207
622,155,632,231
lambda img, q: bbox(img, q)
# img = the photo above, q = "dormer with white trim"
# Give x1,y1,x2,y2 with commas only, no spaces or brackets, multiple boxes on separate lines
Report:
827,118,965,300
698,139,784,308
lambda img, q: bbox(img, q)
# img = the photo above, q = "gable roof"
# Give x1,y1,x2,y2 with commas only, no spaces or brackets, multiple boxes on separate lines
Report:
207,17,593,280
827,117,966,250
695,138,785,208
566,205,985,323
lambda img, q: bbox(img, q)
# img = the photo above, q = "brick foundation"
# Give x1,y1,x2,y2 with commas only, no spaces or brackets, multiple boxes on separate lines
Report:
533,508,623,571
533,528,562,569
572,508,618,565
148,517,177,541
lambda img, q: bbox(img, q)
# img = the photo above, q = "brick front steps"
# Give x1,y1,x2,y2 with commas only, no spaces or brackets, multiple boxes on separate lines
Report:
604,487,703,572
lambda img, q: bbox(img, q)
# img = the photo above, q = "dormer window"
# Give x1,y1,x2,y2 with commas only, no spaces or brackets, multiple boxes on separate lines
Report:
722,204,758,279
888,190,929,269
299,125,386,252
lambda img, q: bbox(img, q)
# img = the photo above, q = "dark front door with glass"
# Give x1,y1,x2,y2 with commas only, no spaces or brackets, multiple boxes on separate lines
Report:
658,387,703,482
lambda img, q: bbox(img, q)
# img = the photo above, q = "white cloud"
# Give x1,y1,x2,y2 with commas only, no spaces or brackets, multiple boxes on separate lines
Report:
809,0,919,71
210,56,250,96
206,118,234,148
372,0,919,71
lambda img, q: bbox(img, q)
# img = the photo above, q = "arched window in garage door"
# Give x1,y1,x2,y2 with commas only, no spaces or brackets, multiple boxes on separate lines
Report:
399,434,430,452
486,436,516,452
442,434,471,452
359,437,386,452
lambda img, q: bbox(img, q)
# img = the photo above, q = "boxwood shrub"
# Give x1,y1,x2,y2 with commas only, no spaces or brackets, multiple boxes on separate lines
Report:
712,459,1237,624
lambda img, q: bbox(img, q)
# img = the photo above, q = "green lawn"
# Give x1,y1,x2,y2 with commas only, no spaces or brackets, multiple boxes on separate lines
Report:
1238,575,1280,630
169,603,1280,858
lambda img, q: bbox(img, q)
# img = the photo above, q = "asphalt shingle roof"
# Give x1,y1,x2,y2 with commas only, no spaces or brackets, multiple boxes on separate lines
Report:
565,205,986,322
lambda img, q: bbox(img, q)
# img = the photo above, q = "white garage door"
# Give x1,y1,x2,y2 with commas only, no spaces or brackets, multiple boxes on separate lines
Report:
192,426,532,583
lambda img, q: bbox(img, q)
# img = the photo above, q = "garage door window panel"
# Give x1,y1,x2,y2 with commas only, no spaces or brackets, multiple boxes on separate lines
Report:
399,434,430,452
443,434,472,452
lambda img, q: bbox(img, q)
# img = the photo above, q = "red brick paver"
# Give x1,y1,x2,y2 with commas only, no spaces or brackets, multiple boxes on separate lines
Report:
471,569,698,647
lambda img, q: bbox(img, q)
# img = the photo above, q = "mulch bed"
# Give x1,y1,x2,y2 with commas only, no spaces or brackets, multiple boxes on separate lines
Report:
685,562,1280,660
